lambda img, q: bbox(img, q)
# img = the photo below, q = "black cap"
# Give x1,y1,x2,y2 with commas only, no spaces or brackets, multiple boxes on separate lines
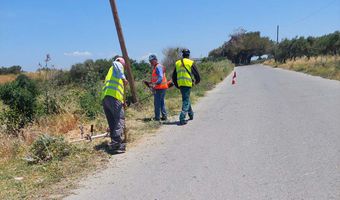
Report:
182,49,190,57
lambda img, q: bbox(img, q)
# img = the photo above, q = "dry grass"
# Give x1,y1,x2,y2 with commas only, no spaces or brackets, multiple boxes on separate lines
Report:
264,55,340,80
0,71,51,85
0,139,109,200
0,74,17,84
34,113,79,135
25,71,57,81
0,136,23,163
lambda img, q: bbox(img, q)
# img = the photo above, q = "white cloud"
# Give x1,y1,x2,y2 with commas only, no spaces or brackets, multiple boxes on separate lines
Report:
64,51,92,57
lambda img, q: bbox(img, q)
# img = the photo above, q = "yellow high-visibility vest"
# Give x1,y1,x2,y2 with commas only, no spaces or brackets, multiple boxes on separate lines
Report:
101,64,124,103
175,58,194,87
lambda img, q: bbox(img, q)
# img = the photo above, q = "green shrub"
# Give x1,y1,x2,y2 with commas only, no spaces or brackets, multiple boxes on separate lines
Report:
53,70,71,86
131,60,152,81
0,109,23,135
69,59,112,84
29,134,71,163
0,75,39,134
42,91,60,115
79,91,102,119
69,63,89,83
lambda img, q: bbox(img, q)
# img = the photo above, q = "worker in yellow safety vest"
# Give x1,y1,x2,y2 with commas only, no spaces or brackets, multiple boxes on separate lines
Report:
172,49,200,125
101,57,128,152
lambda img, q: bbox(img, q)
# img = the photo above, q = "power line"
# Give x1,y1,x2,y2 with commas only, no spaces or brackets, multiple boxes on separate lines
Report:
292,0,338,25
277,0,338,41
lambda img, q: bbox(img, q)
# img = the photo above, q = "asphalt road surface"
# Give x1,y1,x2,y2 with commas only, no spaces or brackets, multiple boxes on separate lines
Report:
66,65,340,200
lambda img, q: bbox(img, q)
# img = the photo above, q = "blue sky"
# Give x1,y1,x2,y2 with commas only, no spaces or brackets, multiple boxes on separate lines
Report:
0,0,339,71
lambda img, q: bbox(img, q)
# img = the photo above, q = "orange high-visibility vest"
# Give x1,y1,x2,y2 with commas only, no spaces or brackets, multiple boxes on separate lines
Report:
151,65,168,90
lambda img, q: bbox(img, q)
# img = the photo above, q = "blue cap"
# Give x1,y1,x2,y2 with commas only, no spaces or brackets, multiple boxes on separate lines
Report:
148,54,157,61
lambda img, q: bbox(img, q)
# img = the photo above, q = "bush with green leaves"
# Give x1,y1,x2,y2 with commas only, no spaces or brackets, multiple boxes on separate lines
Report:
131,60,152,81
0,74,39,134
28,134,71,163
69,59,112,84
52,70,72,86
79,91,102,119
0,109,23,135
35,89,60,117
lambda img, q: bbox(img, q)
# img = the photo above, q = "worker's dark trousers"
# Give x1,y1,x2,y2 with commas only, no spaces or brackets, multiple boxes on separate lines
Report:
179,86,193,122
154,89,167,120
102,96,125,143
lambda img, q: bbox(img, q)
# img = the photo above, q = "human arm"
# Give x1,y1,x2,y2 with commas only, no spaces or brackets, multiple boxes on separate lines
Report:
114,61,128,85
172,67,178,88
155,65,163,85
191,63,200,84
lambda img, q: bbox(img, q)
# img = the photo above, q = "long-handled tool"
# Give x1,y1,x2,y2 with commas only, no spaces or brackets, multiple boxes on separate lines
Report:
125,80,174,108
122,83,128,143
70,125,109,143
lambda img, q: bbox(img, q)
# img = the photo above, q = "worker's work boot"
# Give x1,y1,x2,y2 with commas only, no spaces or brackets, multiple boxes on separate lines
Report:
188,113,194,120
108,140,121,150
179,120,187,125
161,116,167,121
108,141,126,153
115,143,126,153
152,117,160,122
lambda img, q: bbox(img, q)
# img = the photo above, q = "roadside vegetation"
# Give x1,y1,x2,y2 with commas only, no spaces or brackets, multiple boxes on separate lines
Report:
0,74,17,85
208,29,339,80
272,31,339,63
0,65,22,84
264,31,340,80
264,55,340,80
0,49,233,199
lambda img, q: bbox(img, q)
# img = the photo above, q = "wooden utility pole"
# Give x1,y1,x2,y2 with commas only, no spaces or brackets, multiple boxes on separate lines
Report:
109,0,138,103
276,25,279,44
274,25,280,63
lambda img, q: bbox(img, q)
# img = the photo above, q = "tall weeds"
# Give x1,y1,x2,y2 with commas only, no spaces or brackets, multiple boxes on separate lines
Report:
264,55,340,80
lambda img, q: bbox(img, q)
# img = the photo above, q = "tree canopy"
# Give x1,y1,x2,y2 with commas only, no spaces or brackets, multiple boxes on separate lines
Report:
275,31,340,63
209,29,339,64
209,29,273,65
0,65,22,75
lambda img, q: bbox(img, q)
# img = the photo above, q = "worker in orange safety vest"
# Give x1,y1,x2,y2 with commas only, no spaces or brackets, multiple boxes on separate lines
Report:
146,54,169,121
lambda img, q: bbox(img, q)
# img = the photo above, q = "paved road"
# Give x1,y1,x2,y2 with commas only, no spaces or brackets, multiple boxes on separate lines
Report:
66,65,340,200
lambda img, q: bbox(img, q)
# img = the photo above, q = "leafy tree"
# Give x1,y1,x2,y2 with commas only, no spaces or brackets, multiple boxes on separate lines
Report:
94,59,112,80
162,47,183,70
131,60,151,81
209,30,273,65
275,31,340,63
209,29,339,64
0,65,22,74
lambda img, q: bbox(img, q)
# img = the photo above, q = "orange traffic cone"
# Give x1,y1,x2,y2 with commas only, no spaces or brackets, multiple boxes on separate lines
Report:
232,71,236,85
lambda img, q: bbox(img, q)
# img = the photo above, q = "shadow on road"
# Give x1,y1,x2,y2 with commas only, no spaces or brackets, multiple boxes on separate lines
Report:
136,117,153,122
94,141,124,155
136,117,184,126
162,121,180,126
136,117,178,124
